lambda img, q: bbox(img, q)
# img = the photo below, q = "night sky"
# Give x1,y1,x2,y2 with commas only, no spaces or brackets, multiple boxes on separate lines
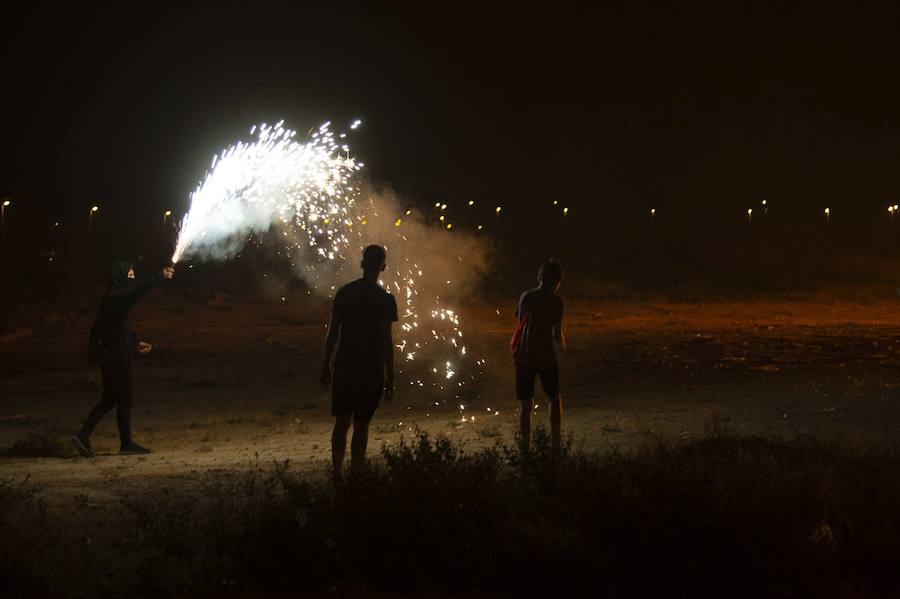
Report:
4,2,900,229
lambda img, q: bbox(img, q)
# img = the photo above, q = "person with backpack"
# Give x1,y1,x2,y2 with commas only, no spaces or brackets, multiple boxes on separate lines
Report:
511,260,566,451
72,261,175,457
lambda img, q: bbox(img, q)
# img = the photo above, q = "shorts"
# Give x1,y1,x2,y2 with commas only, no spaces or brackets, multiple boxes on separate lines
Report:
331,370,383,421
515,361,560,400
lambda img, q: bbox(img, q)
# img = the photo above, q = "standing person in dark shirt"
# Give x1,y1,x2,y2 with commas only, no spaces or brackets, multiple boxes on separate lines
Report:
319,245,398,479
514,260,566,450
72,261,175,457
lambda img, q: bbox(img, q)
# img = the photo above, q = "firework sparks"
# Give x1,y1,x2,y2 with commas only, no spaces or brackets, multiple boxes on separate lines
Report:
172,121,359,264
172,120,481,407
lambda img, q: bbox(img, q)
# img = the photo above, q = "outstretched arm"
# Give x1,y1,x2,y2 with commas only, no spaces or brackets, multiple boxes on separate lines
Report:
118,267,174,316
319,308,341,385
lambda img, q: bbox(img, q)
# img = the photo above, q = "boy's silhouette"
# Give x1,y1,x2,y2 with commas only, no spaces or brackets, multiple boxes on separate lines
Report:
514,260,566,450
319,245,397,478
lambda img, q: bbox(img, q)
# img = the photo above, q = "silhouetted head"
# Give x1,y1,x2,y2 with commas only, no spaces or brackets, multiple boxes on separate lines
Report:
108,260,135,291
538,260,563,291
361,244,387,278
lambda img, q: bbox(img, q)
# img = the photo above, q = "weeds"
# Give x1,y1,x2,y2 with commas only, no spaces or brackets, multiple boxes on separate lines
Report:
2,432,899,597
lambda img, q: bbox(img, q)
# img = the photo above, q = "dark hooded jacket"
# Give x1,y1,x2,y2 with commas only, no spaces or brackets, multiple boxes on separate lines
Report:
99,261,163,356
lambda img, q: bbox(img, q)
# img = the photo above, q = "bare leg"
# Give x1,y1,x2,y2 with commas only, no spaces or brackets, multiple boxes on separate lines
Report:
350,416,370,472
548,395,562,448
518,399,532,452
331,415,352,479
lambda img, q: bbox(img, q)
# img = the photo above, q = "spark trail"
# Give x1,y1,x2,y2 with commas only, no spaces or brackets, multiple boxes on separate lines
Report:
173,121,485,413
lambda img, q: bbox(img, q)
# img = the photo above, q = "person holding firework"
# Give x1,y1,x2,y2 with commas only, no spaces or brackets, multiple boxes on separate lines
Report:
72,261,174,457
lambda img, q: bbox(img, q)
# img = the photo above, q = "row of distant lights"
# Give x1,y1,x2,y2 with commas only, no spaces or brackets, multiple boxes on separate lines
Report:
746,199,831,221
16,198,900,227
647,199,900,222
391,199,570,231
0,203,173,232
5,198,573,232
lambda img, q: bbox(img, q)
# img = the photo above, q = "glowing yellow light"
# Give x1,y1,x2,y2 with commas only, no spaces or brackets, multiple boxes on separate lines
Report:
890,206,894,213
747,208,752,215
54,221,59,227
824,207,830,215
650,208,656,215
553,200,558,206
894,204,898,211
446,223,453,230
394,218,402,227
495,206,501,214
434,202,440,208
439,215,445,221
405,209,411,215
164,210,172,217
440,204,447,210
761,199,767,206
91,206,99,212
477,224,483,230
563,207,569,215
2,200,9,207
468,200,474,206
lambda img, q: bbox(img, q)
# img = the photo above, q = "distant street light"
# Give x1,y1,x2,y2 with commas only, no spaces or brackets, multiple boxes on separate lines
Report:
1,200,10,251
824,207,831,225
89,205,99,233
761,198,768,215
163,209,172,227
650,207,656,221
747,207,753,225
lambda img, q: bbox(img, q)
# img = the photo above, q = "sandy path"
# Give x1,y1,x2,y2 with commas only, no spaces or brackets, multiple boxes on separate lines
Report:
3,297,900,505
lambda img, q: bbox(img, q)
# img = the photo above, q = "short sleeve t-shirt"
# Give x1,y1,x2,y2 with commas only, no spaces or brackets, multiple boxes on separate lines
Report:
516,287,563,366
333,278,399,376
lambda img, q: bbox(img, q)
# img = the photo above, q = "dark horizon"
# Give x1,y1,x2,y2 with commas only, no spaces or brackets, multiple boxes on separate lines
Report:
4,3,900,233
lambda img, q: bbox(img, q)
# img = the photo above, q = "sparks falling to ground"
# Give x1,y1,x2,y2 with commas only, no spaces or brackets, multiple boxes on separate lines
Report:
172,120,484,412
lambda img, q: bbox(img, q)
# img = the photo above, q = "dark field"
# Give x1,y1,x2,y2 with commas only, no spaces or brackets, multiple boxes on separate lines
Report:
2,292,900,596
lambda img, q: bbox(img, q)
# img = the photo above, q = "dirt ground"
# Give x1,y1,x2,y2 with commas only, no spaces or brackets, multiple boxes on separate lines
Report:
2,292,900,507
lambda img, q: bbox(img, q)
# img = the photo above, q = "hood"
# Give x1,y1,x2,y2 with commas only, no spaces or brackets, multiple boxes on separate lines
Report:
108,260,134,291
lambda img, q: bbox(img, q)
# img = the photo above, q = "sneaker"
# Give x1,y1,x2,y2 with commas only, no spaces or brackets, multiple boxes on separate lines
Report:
119,442,152,455
71,435,96,458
